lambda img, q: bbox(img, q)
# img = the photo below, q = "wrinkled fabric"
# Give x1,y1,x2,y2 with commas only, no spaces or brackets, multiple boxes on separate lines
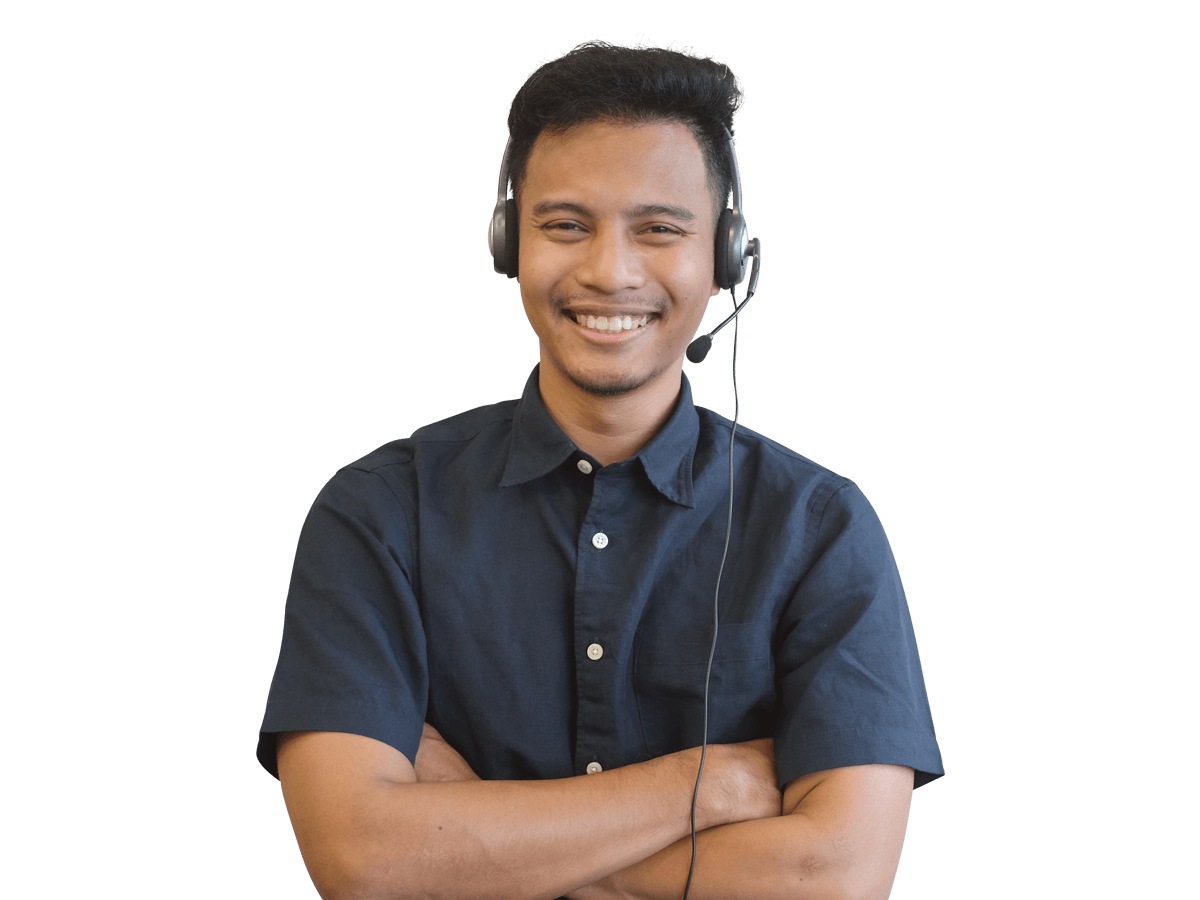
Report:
259,368,943,789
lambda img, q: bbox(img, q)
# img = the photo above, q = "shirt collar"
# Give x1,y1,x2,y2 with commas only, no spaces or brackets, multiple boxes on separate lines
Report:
500,366,699,508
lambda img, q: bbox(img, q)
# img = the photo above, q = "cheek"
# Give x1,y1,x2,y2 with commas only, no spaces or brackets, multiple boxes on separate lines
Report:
673,250,718,312
681,236,716,288
518,286,549,341
517,238,564,300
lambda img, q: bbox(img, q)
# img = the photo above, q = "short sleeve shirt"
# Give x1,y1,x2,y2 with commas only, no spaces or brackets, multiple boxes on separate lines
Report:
258,368,943,788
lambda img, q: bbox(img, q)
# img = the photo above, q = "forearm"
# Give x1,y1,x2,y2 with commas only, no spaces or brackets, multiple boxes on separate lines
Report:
568,816,830,900
361,761,699,899
338,729,782,900
569,765,914,900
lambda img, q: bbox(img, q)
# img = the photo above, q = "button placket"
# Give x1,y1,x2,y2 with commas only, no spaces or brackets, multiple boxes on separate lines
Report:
573,468,623,777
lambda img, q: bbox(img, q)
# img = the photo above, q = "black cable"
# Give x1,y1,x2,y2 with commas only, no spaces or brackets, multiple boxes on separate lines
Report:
682,288,741,900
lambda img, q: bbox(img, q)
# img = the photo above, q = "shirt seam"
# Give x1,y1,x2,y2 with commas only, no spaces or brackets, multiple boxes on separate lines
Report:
363,468,421,602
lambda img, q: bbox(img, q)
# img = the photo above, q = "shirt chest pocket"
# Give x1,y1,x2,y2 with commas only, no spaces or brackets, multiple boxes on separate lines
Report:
633,620,777,759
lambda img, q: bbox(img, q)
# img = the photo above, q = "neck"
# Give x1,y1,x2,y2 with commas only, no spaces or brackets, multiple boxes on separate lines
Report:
536,360,683,467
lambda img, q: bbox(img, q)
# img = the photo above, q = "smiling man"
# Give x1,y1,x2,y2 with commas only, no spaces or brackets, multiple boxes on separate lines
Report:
258,43,942,900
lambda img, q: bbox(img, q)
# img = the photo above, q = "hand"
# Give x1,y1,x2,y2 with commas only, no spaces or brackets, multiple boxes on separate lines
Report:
413,723,481,783
697,738,781,830
567,740,782,900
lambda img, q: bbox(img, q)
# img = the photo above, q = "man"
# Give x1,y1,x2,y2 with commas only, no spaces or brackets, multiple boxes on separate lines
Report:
259,43,942,899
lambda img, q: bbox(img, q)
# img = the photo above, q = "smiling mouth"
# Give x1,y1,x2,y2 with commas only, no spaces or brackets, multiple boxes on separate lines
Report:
565,312,654,335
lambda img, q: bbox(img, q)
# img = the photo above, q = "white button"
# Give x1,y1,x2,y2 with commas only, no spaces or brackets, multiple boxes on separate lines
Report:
587,643,604,660
577,459,593,474
586,761,603,774
592,532,609,549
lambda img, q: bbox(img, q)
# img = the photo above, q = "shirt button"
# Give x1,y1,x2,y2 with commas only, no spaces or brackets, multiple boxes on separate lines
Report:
586,761,603,774
576,459,593,474
592,532,609,549
587,643,604,660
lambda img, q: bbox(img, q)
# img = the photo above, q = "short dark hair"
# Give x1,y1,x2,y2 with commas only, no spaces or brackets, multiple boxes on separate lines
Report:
506,42,743,221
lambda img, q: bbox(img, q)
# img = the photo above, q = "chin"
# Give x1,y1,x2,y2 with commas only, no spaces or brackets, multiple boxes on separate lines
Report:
561,354,685,397
565,369,650,397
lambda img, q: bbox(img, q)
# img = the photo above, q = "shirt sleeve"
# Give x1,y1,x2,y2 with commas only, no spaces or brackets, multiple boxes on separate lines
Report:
256,464,428,779
773,481,943,789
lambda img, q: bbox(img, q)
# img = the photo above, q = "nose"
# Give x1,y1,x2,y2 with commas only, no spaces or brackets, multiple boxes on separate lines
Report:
575,226,646,294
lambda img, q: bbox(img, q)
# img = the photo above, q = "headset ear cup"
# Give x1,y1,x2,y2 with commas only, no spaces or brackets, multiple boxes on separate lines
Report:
489,200,507,274
715,207,747,290
714,208,732,289
489,198,520,278
504,198,519,278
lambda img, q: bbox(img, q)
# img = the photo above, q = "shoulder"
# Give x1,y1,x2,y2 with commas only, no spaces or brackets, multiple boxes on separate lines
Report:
693,407,897,573
312,398,520,519
408,399,521,448
346,399,520,474
697,406,842,479
334,399,519,488
696,405,862,511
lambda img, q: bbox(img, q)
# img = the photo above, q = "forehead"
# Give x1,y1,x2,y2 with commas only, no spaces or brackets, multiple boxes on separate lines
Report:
520,120,714,226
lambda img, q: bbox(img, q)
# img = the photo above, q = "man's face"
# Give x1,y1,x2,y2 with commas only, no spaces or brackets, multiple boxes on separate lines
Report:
517,119,720,398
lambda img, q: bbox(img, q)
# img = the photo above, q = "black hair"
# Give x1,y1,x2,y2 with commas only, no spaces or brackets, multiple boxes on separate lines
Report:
506,42,743,221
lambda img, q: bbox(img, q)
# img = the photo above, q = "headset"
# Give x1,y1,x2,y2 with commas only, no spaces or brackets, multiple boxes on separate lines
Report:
486,125,762,900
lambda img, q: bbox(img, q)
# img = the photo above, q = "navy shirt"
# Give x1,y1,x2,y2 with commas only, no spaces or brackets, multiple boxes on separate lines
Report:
258,368,943,789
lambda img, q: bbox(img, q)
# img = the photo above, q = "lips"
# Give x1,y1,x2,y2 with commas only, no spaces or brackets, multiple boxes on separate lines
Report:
565,311,653,334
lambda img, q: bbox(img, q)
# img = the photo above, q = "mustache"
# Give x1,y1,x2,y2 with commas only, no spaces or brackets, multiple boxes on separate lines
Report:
551,292,669,314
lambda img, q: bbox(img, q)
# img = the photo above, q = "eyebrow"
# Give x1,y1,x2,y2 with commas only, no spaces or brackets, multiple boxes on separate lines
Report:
531,200,696,222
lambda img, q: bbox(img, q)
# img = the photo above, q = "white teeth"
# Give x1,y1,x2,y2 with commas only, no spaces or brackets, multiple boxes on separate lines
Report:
574,313,652,334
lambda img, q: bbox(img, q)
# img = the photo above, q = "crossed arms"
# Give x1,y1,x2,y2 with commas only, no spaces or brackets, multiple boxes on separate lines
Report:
276,726,912,900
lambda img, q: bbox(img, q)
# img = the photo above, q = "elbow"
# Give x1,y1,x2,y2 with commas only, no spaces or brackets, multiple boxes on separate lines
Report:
781,854,896,900
782,879,892,900
302,858,372,900
301,838,417,900
834,880,896,900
